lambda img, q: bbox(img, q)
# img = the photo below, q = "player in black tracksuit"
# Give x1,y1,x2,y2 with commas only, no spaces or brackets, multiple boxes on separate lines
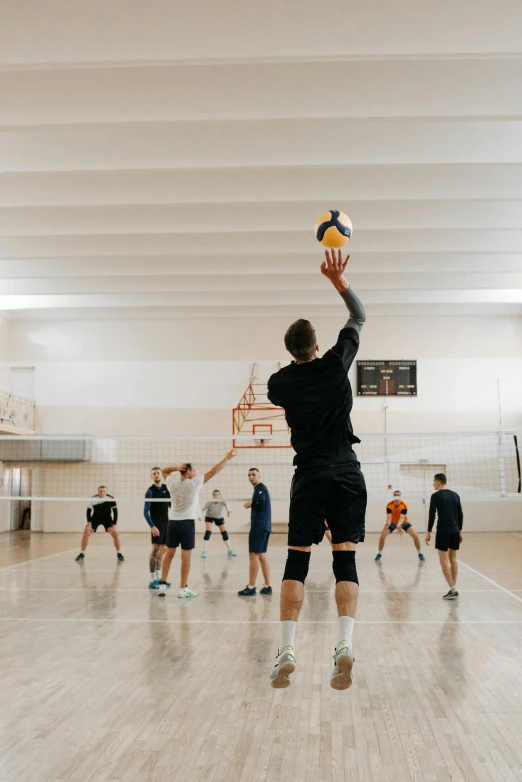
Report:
75,485,123,562
426,472,464,600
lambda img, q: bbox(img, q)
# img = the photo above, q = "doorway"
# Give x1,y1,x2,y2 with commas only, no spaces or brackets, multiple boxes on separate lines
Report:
9,468,32,530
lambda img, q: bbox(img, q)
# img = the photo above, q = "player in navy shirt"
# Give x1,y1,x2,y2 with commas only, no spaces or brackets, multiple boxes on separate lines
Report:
238,468,272,596
143,467,171,589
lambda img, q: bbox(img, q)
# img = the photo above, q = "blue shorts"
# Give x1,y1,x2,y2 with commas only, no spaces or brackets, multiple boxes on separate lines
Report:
249,529,270,554
388,522,412,533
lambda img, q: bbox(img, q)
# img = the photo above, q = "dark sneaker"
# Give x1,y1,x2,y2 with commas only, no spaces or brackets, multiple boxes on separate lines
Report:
148,580,160,590
75,553,85,562
238,586,256,596
418,552,426,562
117,552,125,562
443,589,459,600
260,586,272,595
375,552,382,561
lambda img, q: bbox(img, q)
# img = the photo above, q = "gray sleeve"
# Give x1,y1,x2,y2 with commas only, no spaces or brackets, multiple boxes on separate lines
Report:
339,286,366,335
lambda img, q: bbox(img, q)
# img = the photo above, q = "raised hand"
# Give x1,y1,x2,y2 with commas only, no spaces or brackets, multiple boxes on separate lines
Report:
320,249,350,292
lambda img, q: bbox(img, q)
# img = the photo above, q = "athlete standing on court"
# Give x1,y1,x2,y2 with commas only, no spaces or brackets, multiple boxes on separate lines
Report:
75,486,123,562
201,489,236,558
158,450,236,598
238,468,272,596
426,473,463,600
267,249,366,690
143,467,171,589
375,490,425,562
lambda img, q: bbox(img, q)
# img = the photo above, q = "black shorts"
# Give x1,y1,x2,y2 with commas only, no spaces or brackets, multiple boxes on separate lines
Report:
151,520,168,545
289,462,366,547
388,521,412,533
435,533,460,552
166,519,195,550
205,516,225,526
249,529,271,554
91,519,116,532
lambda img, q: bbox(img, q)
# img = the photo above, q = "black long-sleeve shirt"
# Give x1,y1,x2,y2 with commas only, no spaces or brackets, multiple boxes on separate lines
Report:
267,286,366,470
86,495,118,524
428,489,463,534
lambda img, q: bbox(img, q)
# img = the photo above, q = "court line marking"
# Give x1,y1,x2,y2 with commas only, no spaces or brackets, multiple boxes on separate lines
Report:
0,587,504,594
457,558,522,605
1,616,522,625
0,537,131,572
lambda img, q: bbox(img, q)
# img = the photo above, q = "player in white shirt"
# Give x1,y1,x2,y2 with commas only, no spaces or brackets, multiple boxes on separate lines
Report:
159,450,236,597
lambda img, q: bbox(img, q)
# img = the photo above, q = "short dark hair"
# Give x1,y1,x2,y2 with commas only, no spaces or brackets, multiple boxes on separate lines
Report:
434,473,447,485
213,489,221,495
180,463,193,475
151,466,161,472
98,485,106,490
284,319,317,361
393,490,401,496
248,468,259,473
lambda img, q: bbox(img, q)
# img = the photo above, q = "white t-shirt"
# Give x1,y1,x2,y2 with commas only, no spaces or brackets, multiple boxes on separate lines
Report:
166,475,204,521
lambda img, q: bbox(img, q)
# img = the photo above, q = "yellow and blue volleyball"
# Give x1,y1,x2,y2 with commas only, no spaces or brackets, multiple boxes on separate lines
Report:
314,210,352,248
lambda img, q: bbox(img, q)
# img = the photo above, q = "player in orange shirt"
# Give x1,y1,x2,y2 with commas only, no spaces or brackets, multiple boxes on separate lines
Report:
375,490,425,562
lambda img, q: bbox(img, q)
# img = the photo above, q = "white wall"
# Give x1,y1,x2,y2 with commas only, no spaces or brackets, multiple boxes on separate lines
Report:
7,314,522,434
3,313,522,532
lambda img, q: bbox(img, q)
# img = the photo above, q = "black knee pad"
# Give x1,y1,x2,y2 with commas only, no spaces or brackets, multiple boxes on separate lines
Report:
204,530,212,541
282,549,311,583
332,550,358,585
221,530,229,542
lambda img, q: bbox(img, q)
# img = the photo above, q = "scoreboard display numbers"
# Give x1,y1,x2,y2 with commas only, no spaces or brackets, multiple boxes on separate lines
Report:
356,360,417,396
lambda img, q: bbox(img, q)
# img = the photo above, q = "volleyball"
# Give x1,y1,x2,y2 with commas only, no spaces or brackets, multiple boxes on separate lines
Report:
314,210,352,248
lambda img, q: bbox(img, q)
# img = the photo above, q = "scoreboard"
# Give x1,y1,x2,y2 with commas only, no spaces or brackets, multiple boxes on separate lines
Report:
356,360,417,396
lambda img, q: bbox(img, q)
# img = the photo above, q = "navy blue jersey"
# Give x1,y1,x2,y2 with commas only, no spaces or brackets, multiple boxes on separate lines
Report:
251,482,271,532
144,483,171,528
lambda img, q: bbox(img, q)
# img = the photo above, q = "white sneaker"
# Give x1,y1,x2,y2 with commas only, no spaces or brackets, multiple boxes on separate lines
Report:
201,550,207,558
330,641,354,690
270,646,296,689
178,587,197,598
157,582,167,597
227,548,237,557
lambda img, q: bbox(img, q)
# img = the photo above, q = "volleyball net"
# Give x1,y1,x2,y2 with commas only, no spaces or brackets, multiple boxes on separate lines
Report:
0,431,520,504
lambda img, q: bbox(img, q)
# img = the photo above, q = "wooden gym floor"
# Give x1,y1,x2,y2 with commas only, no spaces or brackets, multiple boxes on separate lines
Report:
1,530,522,782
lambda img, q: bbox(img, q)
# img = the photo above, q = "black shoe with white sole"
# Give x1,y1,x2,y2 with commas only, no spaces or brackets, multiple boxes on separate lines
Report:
443,589,459,600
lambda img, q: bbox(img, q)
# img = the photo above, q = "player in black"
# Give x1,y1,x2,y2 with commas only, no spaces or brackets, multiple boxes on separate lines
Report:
144,467,171,589
75,486,123,562
426,473,463,600
267,249,366,690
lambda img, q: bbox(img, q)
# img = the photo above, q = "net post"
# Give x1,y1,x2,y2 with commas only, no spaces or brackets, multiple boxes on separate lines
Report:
498,430,507,497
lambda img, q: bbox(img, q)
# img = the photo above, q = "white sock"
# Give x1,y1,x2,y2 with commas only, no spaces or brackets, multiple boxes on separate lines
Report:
150,571,156,581
338,616,355,646
224,540,231,550
155,570,161,581
203,541,209,552
280,620,297,650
